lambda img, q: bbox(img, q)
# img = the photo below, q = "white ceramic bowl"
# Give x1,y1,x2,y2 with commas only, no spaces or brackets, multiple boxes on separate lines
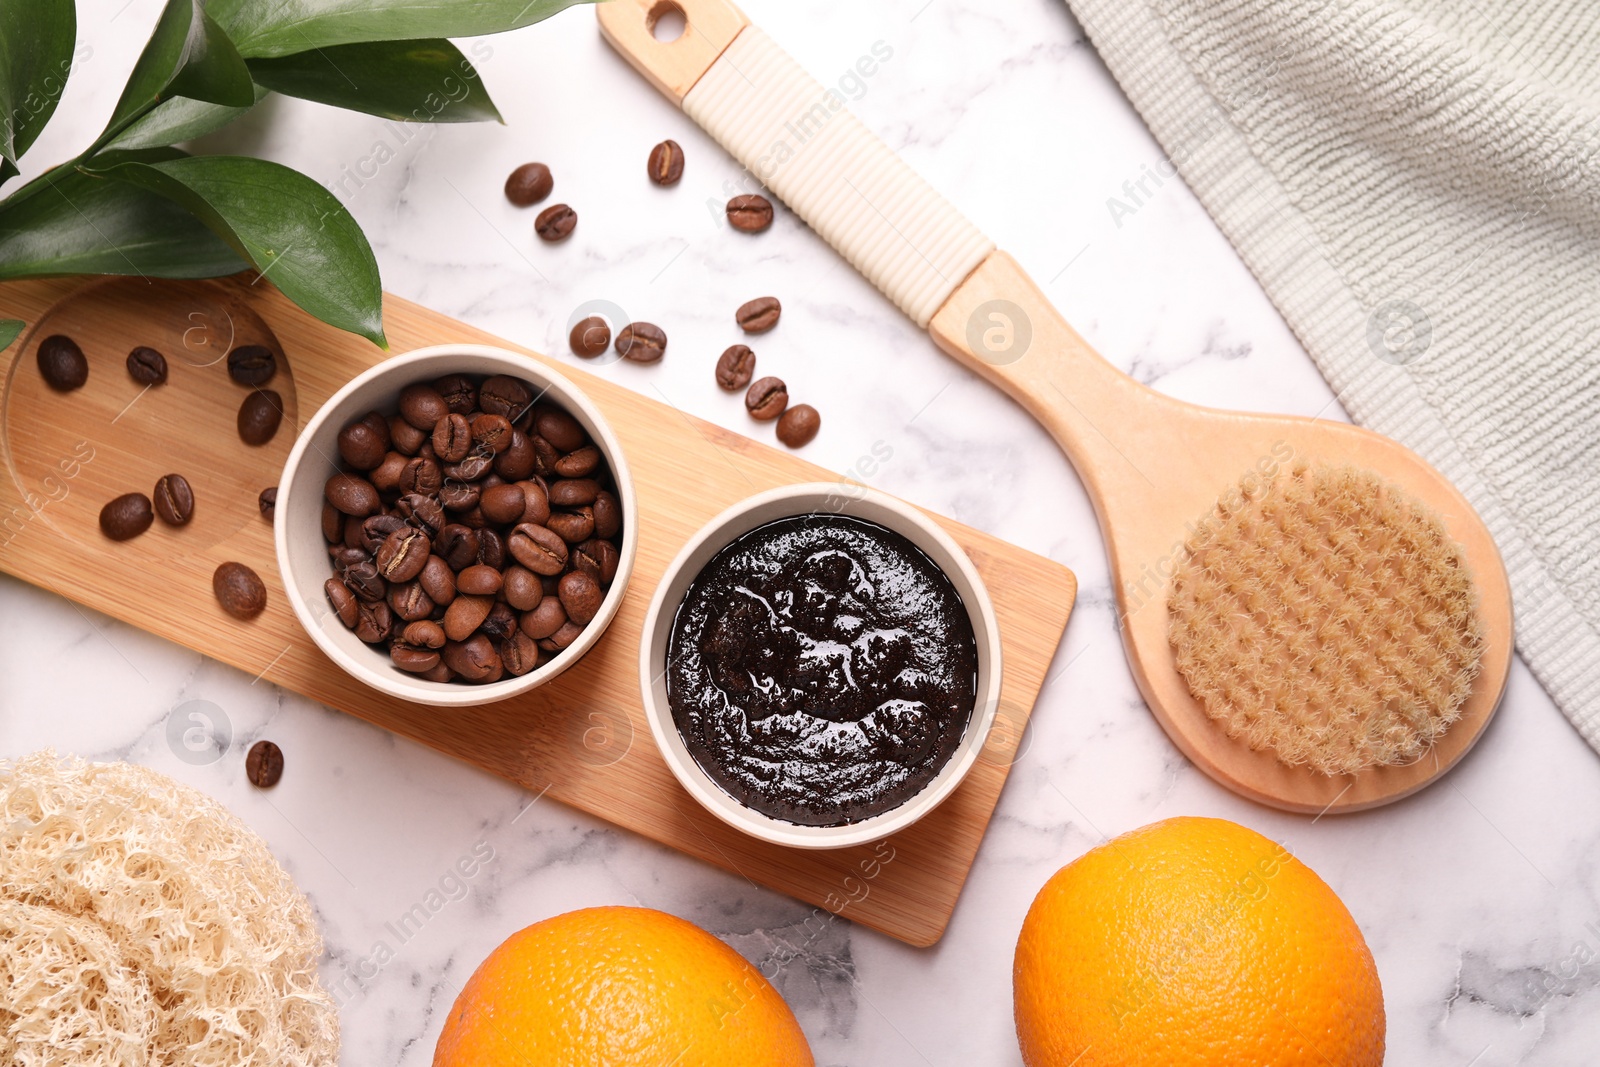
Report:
639,483,1002,849
276,344,637,707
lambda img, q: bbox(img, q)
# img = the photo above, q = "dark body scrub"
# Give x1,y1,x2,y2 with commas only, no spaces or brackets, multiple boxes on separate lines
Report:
667,514,978,826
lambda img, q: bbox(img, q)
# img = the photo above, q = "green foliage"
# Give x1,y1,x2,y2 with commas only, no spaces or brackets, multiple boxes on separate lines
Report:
0,0,587,345
0,319,23,351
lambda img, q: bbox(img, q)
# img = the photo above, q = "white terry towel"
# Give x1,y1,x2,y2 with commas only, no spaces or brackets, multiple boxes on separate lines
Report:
1065,0,1600,754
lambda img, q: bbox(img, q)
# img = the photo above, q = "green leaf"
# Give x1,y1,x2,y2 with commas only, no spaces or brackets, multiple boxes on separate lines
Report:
248,39,501,123
97,155,386,346
103,82,269,152
105,0,255,142
0,319,23,352
0,163,246,280
0,0,76,164
1,157,17,188
207,0,589,59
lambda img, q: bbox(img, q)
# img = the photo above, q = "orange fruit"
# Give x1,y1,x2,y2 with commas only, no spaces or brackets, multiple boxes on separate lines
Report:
1013,816,1383,1066
434,906,814,1067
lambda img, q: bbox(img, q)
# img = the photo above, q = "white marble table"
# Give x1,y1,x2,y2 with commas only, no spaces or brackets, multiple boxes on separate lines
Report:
5,2,1598,1063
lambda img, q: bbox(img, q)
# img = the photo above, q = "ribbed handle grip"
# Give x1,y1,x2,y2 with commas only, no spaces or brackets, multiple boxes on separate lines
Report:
683,28,993,327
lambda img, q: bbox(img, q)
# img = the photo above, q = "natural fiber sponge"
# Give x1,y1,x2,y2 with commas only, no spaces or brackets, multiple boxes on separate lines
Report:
1169,463,1484,775
0,751,338,1067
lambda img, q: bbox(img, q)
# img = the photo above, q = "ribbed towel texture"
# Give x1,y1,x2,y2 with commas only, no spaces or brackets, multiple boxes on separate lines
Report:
1066,0,1600,754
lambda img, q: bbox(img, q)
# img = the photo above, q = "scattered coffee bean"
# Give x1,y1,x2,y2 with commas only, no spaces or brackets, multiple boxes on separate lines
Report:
258,486,277,521
777,403,820,448
126,346,168,385
214,561,267,619
716,344,756,390
736,296,781,333
505,162,553,206
727,194,774,233
227,345,276,387
152,473,194,526
745,376,788,421
570,316,611,358
535,203,577,242
648,139,685,185
238,389,283,446
37,335,87,392
245,739,284,787
615,321,667,363
100,493,153,541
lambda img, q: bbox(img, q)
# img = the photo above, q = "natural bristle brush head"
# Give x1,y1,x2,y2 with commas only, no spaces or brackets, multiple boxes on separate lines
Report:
1168,462,1486,776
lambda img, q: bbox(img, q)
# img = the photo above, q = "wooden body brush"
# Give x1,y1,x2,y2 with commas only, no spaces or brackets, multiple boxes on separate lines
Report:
600,0,1513,813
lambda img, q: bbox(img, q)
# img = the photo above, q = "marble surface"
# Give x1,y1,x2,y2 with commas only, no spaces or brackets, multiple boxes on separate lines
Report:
5,1,1600,1063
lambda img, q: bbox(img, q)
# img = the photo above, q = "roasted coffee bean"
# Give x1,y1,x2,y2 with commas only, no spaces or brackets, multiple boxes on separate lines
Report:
481,602,518,641
369,452,408,493
99,493,153,541
457,564,504,597
575,538,621,587
152,473,194,526
614,321,666,363
395,493,444,536
418,555,457,606
546,507,595,544
727,194,774,232
508,522,568,575
479,375,533,420
436,524,480,571
333,544,367,571
479,483,526,525
443,634,502,682
528,408,578,453
476,527,506,570
246,740,284,787
492,431,535,480
558,570,603,626
593,491,622,540
338,417,389,469
397,455,442,496
470,413,514,454
36,335,88,391
326,473,380,516
444,452,494,482
503,565,544,610
716,344,755,390
431,413,472,461
391,642,441,673
647,139,685,185
777,403,820,447
213,562,266,619
325,578,359,628
439,479,480,511
376,527,430,581
569,316,611,358
238,389,283,445
388,578,435,622
434,373,478,414
353,599,394,643
736,296,781,333
418,662,454,683
518,480,553,526
443,593,494,642
127,346,168,385
520,597,567,639
505,162,553,206
227,345,277,386
546,621,584,650
548,478,600,507
499,630,541,676
344,560,386,602
258,486,277,521
389,415,427,455
404,619,446,649
535,203,577,241
399,383,449,431
551,446,600,478
343,515,368,549
745,376,788,420
321,502,343,542
528,434,561,477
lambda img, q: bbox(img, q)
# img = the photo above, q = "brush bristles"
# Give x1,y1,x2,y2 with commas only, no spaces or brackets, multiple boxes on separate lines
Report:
1168,462,1485,776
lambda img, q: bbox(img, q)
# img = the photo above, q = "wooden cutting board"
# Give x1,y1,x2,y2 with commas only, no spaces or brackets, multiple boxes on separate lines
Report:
0,274,1076,947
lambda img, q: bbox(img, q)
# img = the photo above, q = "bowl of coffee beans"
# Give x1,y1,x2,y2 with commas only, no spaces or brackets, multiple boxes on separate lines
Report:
275,345,636,706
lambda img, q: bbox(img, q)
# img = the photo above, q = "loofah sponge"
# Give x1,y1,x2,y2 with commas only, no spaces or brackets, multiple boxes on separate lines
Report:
1168,463,1485,776
0,751,339,1067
